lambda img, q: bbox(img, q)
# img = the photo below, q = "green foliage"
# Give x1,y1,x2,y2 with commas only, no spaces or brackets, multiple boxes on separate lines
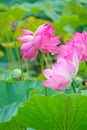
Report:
1,94,87,129
9,6,25,21
0,5,8,12
0,50,4,57
0,80,43,123
78,62,87,78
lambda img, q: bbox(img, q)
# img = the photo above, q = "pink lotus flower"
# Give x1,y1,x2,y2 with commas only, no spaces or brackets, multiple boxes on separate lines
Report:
57,31,87,62
42,54,79,91
17,23,61,60
73,31,87,61
57,42,82,61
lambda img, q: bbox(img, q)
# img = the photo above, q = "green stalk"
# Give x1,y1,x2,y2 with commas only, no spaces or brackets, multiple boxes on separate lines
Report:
71,82,76,93
24,59,30,77
44,87,48,96
9,48,16,68
6,48,12,69
85,61,87,66
42,53,50,68
40,53,48,96
13,36,24,80
5,36,15,69
47,53,52,67
40,53,44,71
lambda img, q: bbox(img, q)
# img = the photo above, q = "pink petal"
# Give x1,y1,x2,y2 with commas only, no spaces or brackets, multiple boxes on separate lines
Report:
17,35,33,42
21,47,38,61
72,53,79,74
42,69,53,79
21,30,33,35
74,32,82,41
42,80,57,89
20,42,33,52
52,64,70,78
50,75,71,91
48,46,59,54
34,35,42,47
50,36,61,45
43,75,71,91
21,42,38,60
37,23,54,37
66,61,76,77
29,50,38,61
25,45,37,59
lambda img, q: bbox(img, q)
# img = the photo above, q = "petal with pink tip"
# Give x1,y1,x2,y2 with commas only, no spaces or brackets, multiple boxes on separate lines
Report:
72,53,79,74
43,75,71,91
21,45,38,61
17,35,33,42
20,42,33,52
34,35,42,47
74,32,82,41
52,64,70,78
50,75,71,90
37,23,54,37
21,30,33,35
42,80,56,89
42,69,53,79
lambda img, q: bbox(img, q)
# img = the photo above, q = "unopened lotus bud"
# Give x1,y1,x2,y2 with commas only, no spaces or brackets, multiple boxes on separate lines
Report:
10,20,16,32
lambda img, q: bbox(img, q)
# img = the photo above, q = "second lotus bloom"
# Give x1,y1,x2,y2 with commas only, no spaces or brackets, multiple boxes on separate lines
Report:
57,31,87,62
42,54,79,91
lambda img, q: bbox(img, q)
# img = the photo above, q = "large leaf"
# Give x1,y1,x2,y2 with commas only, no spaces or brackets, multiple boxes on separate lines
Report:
1,94,87,130
9,6,25,21
0,80,43,122
0,80,43,108
0,79,58,122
